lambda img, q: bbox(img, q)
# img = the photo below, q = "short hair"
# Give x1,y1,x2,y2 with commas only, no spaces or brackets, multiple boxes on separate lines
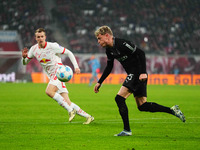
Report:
35,28,46,35
94,26,113,37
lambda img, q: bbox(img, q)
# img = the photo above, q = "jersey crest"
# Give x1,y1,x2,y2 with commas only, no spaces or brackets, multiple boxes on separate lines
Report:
40,58,51,64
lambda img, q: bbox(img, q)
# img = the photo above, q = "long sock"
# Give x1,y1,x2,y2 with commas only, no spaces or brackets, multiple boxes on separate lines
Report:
138,102,173,114
53,93,73,112
115,95,130,131
71,102,90,118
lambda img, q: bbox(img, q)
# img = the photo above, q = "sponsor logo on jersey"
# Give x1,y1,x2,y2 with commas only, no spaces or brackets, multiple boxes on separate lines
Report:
40,58,51,63
117,55,128,62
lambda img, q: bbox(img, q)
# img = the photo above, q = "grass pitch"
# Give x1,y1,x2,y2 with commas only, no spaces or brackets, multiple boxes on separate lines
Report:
0,83,200,150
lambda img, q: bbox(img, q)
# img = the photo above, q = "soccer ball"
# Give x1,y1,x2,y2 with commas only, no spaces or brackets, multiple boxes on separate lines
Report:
56,65,73,82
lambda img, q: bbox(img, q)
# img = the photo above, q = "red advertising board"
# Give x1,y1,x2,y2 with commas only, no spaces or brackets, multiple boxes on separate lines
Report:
31,73,200,85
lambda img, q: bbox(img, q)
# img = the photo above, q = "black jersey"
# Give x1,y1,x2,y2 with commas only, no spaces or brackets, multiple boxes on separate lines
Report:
98,37,147,84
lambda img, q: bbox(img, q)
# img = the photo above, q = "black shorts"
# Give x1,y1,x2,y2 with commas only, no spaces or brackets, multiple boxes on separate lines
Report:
122,73,147,97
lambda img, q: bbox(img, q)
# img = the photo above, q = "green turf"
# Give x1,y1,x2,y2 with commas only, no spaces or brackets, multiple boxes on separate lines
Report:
0,83,200,150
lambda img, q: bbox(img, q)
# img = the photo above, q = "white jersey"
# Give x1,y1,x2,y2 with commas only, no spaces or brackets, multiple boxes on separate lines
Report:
23,42,79,80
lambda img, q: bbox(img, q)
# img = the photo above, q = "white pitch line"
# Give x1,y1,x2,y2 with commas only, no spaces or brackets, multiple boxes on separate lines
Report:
0,117,199,125
98,117,200,122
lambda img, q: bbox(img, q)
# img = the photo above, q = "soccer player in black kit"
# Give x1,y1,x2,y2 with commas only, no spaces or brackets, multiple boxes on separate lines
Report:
94,26,185,136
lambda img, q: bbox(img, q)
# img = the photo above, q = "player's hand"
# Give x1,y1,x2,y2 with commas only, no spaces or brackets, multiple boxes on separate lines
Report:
94,83,101,93
75,68,81,74
139,73,147,81
22,47,28,58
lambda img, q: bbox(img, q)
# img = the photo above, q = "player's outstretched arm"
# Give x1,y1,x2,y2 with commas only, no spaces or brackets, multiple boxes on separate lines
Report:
63,49,79,70
94,83,101,93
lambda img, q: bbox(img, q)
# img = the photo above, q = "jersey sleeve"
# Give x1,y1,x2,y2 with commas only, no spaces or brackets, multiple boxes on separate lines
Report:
98,52,114,84
63,49,79,69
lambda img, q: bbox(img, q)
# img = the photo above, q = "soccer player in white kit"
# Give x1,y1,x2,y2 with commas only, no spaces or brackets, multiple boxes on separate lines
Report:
22,28,94,124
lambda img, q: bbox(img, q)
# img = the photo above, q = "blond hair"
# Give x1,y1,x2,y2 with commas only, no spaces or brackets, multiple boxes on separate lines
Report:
35,28,46,35
94,26,113,37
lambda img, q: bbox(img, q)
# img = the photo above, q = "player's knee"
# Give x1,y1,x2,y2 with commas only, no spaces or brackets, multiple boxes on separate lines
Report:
45,89,53,98
115,95,119,103
138,105,143,111
45,90,50,96
138,102,148,111
115,95,126,107
115,95,128,114
115,95,123,103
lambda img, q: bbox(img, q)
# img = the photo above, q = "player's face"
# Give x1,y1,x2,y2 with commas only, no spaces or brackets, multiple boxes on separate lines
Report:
97,33,112,48
35,32,46,48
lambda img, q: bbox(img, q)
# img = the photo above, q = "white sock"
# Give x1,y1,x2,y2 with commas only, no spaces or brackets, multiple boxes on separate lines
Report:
53,93,73,112
71,102,90,118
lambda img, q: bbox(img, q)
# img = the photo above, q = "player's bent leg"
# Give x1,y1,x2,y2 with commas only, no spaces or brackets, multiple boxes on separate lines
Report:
52,93,73,112
46,84,74,120
136,97,186,122
46,86,75,121
136,97,173,113
60,93,80,122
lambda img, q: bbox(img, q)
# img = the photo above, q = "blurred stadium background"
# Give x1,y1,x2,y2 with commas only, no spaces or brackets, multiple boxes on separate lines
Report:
0,0,200,84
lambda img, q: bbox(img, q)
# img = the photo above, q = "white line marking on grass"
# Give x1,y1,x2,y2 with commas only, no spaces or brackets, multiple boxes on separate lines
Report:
0,117,199,125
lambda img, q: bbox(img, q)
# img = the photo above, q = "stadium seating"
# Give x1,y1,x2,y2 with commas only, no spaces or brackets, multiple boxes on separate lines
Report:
52,0,199,55
0,0,199,55
0,0,55,48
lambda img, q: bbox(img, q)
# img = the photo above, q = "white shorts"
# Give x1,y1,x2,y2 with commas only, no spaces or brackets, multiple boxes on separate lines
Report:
48,76,68,94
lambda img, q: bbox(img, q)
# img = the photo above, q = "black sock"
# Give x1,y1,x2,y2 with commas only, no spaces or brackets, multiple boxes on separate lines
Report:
138,102,173,114
115,95,130,131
